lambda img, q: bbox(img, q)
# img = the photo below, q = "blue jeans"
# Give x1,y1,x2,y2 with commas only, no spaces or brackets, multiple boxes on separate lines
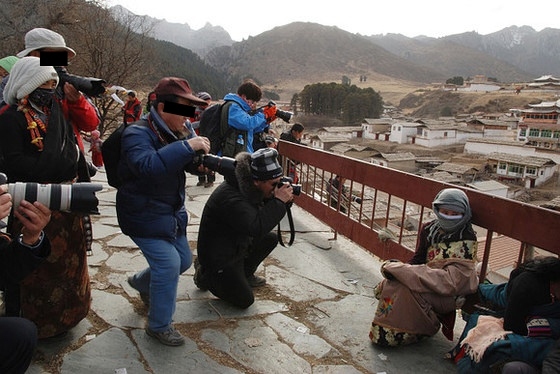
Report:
130,233,192,331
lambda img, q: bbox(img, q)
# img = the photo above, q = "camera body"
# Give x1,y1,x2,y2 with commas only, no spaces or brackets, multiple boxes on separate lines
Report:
250,101,293,123
54,66,106,97
0,172,102,215
277,176,301,196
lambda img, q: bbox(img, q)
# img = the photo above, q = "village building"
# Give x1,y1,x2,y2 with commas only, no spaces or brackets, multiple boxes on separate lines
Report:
517,99,560,150
369,152,417,173
361,118,393,140
413,122,482,147
466,180,509,198
486,152,557,188
527,75,560,90
388,122,421,144
433,162,479,183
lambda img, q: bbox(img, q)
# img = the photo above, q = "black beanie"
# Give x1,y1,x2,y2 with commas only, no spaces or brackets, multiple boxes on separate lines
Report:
250,148,283,180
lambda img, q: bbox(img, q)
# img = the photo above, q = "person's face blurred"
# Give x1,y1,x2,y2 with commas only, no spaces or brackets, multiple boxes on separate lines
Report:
158,97,192,133
0,67,8,77
254,177,281,199
292,130,303,140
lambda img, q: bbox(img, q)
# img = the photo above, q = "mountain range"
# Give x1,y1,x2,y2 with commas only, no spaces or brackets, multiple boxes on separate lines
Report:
112,5,560,87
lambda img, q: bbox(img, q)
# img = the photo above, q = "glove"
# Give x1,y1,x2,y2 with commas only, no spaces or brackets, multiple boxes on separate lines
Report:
263,105,277,123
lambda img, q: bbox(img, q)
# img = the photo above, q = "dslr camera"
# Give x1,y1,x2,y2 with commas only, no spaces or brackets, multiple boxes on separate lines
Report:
54,66,106,97
276,176,301,196
0,172,103,215
250,101,293,123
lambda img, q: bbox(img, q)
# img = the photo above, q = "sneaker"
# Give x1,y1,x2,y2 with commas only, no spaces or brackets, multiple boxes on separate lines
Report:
146,326,185,346
247,275,266,288
196,181,205,186
127,276,150,307
193,258,208,291
204,182,214,188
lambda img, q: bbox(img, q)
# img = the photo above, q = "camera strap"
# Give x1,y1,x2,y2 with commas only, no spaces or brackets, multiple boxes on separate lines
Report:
277,205,295,247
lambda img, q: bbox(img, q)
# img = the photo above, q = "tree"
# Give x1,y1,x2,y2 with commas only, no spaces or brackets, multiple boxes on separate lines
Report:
445,76,464,86
298,83,383,124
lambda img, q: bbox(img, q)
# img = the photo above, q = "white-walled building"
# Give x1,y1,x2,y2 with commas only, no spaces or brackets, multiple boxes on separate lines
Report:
361,118,393,140
414,123,482,147
486,152,557,188
388,122,420,144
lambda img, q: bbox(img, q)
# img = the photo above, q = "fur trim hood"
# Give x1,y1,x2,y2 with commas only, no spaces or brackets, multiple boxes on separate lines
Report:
232,152,265,205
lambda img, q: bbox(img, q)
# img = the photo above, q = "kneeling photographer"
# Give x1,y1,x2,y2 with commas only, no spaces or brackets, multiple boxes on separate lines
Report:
194,148,294,308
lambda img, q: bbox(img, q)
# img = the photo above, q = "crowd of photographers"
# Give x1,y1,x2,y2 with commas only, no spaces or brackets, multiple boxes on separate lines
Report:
0,26,298,369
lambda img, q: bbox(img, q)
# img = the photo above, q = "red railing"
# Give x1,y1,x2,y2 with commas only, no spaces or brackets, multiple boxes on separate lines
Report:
278,140,560,280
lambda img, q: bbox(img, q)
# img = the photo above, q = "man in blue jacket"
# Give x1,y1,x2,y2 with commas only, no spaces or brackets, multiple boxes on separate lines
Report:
221,80,273,156
117,77,210,346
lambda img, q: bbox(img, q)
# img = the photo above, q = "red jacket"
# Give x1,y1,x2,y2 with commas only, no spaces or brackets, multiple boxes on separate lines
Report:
123,98,142,124
60,95,100,152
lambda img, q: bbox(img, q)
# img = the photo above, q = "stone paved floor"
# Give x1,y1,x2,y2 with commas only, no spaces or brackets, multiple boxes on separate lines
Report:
26,169,463,373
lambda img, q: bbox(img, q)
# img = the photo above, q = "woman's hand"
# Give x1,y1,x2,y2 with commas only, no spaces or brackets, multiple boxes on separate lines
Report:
14,200,52,246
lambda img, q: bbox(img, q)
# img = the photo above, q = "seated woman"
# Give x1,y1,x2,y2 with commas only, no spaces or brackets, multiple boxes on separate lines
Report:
453,256,560,373
369,188,479,346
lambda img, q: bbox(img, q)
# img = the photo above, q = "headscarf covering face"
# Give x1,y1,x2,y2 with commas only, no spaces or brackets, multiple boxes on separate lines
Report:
426,188,473,246
432,188,471,232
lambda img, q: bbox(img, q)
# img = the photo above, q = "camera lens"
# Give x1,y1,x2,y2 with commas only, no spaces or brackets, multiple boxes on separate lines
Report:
7,182,103,214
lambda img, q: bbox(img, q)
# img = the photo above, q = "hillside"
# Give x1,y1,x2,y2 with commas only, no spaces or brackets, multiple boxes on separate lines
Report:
398,89,558,119
204,22,447,86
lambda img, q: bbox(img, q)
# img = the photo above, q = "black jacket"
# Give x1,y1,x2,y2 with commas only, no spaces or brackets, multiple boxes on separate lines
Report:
197,152,287,270
0,232,50,290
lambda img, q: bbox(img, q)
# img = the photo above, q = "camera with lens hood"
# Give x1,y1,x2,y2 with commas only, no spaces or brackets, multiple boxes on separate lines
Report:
0,172,103,215
54,66,106,97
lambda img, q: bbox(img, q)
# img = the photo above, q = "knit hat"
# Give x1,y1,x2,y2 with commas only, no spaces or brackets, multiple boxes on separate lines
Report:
250,148,283,180
153,77,206,106
3,56,59,105
0,56,18,73
196,91,212,101
17,28,76,58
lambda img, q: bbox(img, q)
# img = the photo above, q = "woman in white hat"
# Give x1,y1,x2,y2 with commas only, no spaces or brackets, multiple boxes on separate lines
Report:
0,56,92,339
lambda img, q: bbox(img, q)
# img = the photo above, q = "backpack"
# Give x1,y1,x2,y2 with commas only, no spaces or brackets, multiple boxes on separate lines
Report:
101,123,125,188
199,100,247,157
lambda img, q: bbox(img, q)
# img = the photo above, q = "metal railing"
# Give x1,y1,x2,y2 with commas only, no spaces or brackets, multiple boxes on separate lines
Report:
278,140,560,280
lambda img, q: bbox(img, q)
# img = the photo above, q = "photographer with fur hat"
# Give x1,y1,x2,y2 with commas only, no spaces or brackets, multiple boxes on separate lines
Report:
194,148,293,308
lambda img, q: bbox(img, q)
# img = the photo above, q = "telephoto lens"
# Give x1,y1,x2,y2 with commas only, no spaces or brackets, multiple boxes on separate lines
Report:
7,181,103,215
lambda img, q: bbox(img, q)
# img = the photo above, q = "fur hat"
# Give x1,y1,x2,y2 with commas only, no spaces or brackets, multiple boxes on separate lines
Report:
17,28,76,58
250,148,283,180
153,77,206,106
3,56,59,105
0,56,18,74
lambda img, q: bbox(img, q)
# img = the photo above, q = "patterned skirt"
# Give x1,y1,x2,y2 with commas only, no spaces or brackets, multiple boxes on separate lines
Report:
15,211,91,338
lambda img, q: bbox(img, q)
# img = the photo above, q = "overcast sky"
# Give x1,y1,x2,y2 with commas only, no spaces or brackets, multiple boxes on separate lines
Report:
107,0,557,42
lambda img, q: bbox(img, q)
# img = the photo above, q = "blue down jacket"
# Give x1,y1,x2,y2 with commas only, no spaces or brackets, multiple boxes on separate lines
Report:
116,109,198,239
